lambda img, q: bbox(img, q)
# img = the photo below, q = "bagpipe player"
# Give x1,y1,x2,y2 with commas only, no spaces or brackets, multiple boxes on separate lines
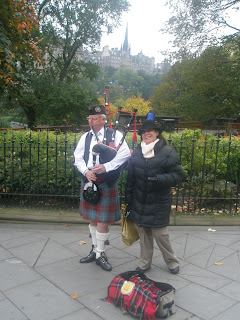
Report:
74,105,131,271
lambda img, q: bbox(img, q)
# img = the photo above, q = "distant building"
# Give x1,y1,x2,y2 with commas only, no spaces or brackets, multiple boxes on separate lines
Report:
78,25,170,75
49,25,171,75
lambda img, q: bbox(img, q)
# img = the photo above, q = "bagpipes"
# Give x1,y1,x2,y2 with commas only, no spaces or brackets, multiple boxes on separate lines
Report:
83,88,138,205
92,107,138,163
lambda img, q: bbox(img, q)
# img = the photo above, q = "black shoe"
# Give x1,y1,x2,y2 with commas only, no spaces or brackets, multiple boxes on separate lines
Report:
79,246,96,263
169,266,179,274
135,266,151,273
96,252,112,271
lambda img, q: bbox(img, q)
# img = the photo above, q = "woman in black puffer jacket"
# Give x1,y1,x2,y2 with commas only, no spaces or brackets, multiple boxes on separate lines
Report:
125,120,184,275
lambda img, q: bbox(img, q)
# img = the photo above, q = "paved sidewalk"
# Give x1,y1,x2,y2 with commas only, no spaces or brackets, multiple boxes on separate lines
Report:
0,223,240,320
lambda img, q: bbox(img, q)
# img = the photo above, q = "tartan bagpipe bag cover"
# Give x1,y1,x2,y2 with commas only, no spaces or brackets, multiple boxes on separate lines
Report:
105,271,176,319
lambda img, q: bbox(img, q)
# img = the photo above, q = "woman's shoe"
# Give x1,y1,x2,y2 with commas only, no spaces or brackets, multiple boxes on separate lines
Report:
135,266,151,273
169,266,179,274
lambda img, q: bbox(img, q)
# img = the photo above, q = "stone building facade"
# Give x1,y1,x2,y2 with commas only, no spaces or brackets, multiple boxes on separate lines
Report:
79,25,170,75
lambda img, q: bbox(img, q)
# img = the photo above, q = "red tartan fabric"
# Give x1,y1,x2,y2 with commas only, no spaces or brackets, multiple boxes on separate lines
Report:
105,275,166,320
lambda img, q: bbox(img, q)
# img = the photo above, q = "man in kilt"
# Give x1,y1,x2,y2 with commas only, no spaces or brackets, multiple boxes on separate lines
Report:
74,105,131,271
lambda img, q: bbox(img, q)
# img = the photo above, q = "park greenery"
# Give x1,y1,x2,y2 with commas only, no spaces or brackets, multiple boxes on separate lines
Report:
150,35,240,121
0,0,240,130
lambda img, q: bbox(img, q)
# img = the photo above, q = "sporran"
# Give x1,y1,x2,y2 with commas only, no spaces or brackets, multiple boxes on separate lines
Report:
83,181,100,204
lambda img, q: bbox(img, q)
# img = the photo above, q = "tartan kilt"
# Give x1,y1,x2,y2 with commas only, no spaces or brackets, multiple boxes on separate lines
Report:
79,180,121,223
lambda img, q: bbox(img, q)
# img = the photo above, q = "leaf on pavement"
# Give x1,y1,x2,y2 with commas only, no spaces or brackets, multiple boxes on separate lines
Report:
71,294,78,299
78,240,87,245
214,262,223,265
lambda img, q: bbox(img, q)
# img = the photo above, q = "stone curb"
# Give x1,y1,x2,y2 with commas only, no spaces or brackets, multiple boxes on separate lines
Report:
1,208,240,226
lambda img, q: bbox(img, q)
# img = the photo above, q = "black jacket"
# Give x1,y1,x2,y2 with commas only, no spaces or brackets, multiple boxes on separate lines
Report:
125,140,184,228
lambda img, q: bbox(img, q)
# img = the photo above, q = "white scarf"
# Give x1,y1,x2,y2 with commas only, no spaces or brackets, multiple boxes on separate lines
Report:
141,139,159,158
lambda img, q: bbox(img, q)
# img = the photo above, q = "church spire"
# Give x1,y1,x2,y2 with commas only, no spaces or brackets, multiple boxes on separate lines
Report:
122,24,129,53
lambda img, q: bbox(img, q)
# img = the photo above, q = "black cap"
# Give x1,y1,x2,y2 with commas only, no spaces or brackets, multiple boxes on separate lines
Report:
138,120,162,135
88,105,106,115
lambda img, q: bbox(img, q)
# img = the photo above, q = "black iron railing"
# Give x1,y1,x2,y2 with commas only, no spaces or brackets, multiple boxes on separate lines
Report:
0,130,239,215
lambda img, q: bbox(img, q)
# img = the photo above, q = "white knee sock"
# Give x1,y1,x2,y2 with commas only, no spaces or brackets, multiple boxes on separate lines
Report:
96,231,110,259
89,224,97,252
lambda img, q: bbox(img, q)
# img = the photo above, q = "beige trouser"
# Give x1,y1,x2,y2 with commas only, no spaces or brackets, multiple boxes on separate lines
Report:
135,225,179,270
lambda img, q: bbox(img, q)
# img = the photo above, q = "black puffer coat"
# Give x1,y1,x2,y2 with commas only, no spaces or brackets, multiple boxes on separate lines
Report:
125,140,184,228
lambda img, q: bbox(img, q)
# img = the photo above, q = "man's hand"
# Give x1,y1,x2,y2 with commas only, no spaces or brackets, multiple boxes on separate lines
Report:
91,164,106,175
85,170,97,183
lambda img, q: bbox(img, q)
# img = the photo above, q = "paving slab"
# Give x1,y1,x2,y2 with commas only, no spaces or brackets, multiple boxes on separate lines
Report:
57,309,102,320
181,234,214,259
217,280,240,301
5,278,82,320
185,243,235,269
0,232,47,249
211,302,240,320
192,232,240,247
207,252,240,282
0,299,28,320
7,239,48,267
0,246,14,261
229,239,240,251
0,291,5,301
176,283,236,320
36,256,115,297
179,263,232,290
38,229,86,246
0,259,42,291
34,239,78,267
0,229,33,242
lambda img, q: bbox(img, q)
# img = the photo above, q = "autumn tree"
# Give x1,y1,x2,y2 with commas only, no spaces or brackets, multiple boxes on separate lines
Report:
123,96,151,116
0,0,44,93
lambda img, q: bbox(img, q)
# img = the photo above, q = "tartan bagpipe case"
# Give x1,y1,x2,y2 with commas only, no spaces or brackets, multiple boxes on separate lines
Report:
104,270,176,319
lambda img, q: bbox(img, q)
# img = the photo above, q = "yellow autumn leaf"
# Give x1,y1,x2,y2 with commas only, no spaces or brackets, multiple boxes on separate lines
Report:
208,228,216,232
78,241,87,245
71,294,78,299
214,262,224,265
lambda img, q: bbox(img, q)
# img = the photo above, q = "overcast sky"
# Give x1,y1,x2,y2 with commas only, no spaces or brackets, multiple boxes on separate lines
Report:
100,0,173,63
99,0,240,64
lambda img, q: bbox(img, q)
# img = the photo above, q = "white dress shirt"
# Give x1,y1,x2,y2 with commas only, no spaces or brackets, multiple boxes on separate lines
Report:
74,127,131,176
